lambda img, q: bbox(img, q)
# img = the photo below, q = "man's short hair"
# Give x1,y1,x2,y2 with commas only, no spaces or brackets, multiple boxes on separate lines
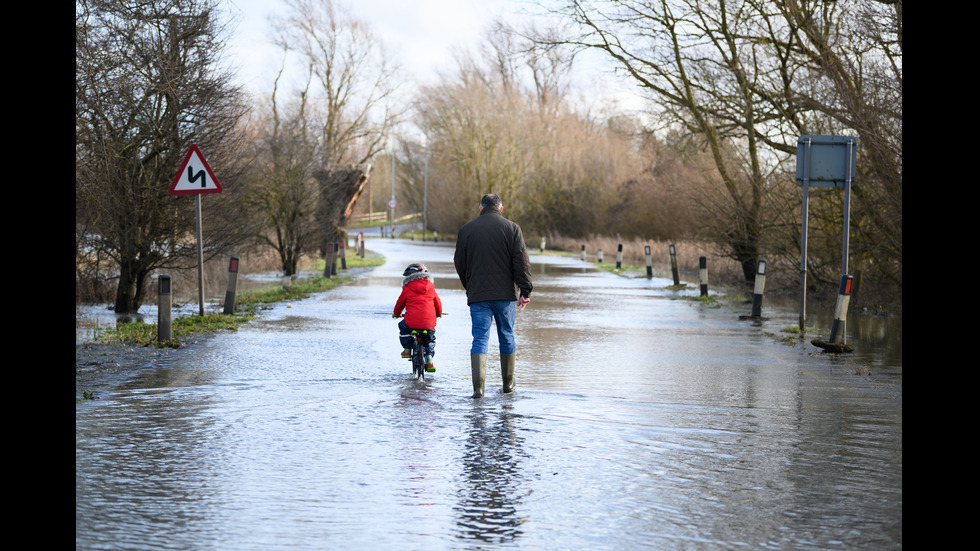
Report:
480,193,502,211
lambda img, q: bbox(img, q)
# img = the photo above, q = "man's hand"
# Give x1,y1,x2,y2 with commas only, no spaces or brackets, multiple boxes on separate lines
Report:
517,296,530,311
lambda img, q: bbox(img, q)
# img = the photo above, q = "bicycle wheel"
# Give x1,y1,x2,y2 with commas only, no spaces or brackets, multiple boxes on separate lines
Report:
414,342,425,380
411,332,425,380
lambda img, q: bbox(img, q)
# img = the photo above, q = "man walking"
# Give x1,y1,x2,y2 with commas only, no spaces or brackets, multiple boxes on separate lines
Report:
454,193,533,397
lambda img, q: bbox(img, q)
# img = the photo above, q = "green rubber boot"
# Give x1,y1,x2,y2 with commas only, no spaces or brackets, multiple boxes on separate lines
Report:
471,353,487,398
501,353,516,393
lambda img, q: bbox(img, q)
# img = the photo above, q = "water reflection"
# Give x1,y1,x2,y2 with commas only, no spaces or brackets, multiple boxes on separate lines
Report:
77,239,901,549
456,403,527,544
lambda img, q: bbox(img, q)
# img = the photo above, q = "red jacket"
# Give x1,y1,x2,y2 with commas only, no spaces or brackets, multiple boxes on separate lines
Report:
393,273,443,330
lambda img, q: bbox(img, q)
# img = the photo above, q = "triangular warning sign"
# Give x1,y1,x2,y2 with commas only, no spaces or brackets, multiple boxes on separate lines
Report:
169,144,223,195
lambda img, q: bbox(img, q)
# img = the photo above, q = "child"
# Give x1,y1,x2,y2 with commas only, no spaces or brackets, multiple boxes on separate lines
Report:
393,263,443,372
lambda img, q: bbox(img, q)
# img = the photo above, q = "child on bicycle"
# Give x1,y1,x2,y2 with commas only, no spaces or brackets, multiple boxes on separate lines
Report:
393,263,443,372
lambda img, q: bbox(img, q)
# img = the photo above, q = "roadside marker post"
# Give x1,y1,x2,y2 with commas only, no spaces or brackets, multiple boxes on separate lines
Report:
829,275,854,343
751,260,767,318
669,244,680,286
699,256,708,297
223,256,240,315
158,275,172,342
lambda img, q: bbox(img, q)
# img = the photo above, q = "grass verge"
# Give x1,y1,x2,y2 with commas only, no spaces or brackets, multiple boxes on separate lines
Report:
93,254,385,348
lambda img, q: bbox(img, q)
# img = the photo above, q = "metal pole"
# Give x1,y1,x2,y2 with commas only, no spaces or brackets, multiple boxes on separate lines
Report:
195,194,204,316
842,139,854,275
840,138,855,337
799,138,811,332
390,147,395,238
423,143,428,242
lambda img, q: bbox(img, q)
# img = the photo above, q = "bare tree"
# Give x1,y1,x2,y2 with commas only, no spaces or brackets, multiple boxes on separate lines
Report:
271,0,401,165
533,0,901,297
76,0,249,313
245,0,398,275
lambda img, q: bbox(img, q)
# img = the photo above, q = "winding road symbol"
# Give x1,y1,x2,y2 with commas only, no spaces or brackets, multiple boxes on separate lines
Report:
169,144,223,195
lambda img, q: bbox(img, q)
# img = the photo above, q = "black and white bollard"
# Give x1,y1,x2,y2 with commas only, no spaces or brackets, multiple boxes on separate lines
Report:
340,240,347,270
540,236,546,252
616,244,623,270
829,275,854,343
751,259,767,318
581,244,586,261
597,248,603,263
223,256,240,315
357,232,365,258
645,246,653,278
158,274,172,342
699,256,708,296
669,244,680,286
324,242,338,277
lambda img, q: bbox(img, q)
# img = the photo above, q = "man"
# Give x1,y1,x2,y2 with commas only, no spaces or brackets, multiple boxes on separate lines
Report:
454,193,533,397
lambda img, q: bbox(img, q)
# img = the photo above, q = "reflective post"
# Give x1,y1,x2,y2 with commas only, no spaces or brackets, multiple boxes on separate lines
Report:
829,275,854,343
580,244,586,261
751,260,767,318
616,244,623,270
340,239,347,270
596,248,603,263
157,274,172,342
223,256,239,315
324,242,338,277
540,236,546,253
669,244,680,286
645,246,653,278
699,256,708,296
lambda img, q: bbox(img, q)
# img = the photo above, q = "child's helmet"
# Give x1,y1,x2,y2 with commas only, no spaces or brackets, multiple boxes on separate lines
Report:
403,263,428,276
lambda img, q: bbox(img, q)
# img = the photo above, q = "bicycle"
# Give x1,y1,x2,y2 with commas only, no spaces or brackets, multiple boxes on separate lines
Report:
407,328,432,381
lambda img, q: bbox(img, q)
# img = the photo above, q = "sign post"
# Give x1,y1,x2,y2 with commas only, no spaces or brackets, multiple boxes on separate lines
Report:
170,144,223,316
795,135,856,332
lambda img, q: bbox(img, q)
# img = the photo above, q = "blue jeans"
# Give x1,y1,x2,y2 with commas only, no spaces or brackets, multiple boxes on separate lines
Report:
468,300,517,355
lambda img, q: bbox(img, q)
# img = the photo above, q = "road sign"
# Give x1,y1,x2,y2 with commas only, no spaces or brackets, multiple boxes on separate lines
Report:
795,135,857,188
169,144,223,195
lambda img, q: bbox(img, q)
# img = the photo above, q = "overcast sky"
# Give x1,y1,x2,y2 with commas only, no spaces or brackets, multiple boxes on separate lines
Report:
223,0,645,117
225,0,527,91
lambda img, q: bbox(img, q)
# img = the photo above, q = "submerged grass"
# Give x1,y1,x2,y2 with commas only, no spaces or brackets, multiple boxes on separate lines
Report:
95,254,385,348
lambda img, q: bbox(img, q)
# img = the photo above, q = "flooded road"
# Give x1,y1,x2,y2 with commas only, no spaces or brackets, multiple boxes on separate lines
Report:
76,238,902,550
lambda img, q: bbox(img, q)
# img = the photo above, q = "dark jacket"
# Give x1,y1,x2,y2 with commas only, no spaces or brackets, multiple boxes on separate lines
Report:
393,272,443,330
454,209,533,305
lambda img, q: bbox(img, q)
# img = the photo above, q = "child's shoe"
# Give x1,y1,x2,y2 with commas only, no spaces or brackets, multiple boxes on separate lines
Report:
425,356,435,372
401,349,411,358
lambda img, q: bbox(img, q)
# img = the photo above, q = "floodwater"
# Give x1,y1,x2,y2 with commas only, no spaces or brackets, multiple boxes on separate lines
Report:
76,238,902,550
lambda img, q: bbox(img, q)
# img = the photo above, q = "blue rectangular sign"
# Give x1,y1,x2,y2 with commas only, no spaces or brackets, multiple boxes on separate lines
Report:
796,135,857,188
